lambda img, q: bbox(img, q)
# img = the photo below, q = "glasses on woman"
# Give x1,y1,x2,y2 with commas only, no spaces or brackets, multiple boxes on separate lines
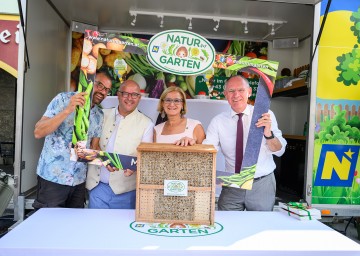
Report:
118,91,141,99
163,98,183,105
95,81,111,94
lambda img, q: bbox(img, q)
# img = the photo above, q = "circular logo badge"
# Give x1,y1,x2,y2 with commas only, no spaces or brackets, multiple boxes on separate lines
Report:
167,181,185,193
147,30,215,76
130,221,223,237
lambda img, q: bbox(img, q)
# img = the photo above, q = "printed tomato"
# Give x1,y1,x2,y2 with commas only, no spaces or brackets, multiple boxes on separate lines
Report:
241,72,250,78
245,52,257,58
92,31,100,37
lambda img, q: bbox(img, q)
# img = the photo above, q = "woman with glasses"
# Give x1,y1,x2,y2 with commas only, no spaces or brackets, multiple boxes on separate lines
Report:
154,87,205,146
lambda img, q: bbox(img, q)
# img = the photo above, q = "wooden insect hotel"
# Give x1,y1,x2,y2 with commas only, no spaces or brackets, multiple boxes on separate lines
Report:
136,143,217,225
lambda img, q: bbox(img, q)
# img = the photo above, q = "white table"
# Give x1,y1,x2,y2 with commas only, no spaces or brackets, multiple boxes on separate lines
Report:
0,209,359,256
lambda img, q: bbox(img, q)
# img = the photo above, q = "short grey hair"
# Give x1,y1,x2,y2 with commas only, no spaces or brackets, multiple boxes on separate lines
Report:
224,75,250,90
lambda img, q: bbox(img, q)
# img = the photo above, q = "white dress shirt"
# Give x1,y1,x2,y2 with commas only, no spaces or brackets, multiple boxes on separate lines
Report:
203,104,287,178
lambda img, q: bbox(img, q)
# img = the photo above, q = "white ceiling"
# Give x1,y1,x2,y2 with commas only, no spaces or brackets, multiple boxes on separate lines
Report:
50,0,322,41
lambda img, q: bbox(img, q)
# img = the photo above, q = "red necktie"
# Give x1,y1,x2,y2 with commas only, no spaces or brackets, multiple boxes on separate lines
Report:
235,113,243,173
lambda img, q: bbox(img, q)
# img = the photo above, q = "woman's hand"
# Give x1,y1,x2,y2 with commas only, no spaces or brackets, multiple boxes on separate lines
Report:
175,136,196,146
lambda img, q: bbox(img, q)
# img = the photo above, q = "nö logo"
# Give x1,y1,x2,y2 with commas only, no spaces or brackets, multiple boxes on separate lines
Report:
314,144,359,187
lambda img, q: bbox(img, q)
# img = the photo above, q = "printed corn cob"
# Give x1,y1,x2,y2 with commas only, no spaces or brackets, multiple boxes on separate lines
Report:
72,70,93,146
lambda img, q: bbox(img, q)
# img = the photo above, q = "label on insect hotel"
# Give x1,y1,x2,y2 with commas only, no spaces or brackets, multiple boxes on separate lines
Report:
164,180,188,196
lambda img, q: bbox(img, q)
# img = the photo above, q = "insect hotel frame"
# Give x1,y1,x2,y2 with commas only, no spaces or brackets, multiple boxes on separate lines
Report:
136,143,217,225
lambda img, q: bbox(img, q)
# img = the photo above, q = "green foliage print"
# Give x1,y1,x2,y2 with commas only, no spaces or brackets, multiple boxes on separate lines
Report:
315,105,360,144
336,44,360,86
350,7,360,43
336,8,360,86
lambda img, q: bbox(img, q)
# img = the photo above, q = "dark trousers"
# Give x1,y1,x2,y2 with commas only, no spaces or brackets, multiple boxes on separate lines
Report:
32,176,86,210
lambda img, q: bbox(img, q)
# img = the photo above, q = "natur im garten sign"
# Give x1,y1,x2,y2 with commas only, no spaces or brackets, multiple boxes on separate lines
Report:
147,30,215,75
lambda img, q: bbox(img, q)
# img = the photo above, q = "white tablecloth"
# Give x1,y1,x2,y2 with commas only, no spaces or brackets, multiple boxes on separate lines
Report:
0,208,359,256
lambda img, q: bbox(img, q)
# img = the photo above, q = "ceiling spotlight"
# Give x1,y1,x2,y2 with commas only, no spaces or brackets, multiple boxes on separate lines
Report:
270,23,275,36
243,21,248,34
158,15,164,28
187,18,193,30
131,14,137,26
213,19,220,32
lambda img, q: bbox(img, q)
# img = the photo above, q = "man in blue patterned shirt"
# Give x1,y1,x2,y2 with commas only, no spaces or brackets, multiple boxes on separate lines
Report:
32,69,112,209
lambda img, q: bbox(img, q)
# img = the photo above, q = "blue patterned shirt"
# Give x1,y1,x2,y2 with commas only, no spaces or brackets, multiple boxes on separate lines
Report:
36,92,103,186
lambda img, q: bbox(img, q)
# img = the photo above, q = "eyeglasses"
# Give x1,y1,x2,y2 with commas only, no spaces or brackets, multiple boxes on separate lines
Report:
163,98,183,105
118,91,141,99
95,81,111,94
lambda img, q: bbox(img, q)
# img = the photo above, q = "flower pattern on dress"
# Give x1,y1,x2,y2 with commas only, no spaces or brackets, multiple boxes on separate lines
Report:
36,92,103,186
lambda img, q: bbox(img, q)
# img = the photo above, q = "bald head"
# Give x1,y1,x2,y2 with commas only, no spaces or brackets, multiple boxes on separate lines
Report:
119,80,141,92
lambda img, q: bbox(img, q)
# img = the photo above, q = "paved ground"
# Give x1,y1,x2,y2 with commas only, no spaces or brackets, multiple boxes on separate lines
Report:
325,218,360,244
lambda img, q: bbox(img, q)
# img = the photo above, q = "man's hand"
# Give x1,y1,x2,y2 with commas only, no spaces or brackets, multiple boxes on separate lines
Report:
256,113,272,137
124,169,136,177
106,165,119,172
76,147,98,161
256,113,283,152
104,165,135,177
65,92,87,114
34,92,88,139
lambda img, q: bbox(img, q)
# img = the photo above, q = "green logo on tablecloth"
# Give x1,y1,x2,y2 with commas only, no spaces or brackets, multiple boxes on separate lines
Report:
130,222,223,237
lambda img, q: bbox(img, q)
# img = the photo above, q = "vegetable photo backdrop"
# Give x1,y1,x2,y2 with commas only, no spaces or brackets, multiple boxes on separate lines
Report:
70,32,267,102
312,0,360,205
72,29,278,190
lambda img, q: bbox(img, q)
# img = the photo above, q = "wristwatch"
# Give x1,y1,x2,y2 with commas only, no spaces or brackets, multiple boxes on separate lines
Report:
264,131,275,140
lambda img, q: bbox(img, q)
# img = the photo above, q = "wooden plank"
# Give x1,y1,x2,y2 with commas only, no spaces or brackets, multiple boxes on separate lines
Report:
283,134,306,140
210,153,217,225
272,79,307,97
135,218,211,225
138,184,212,192
135,153,142,221
137,142,217,153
